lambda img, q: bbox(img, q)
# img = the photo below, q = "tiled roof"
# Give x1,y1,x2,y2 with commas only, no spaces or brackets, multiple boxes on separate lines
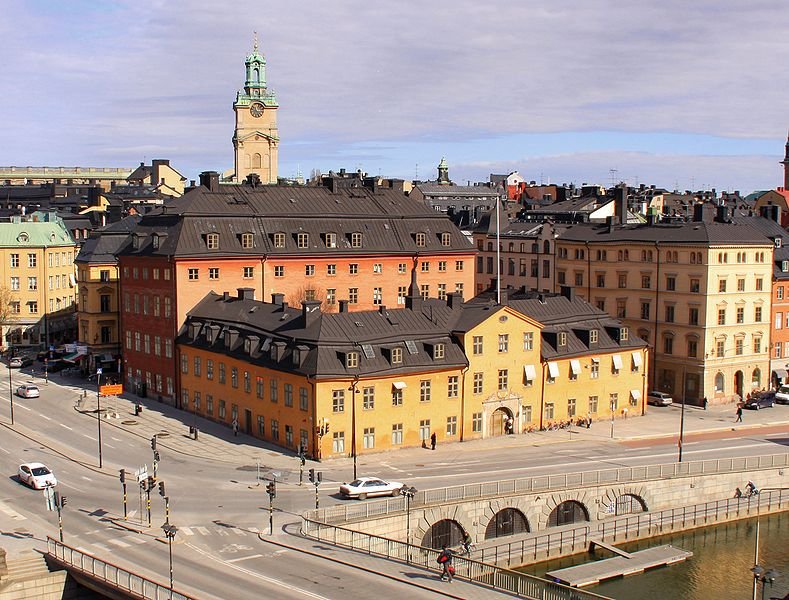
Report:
557,220,773,245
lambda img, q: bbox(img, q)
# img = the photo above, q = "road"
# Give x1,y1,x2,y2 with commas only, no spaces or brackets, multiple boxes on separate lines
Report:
0,362,787,599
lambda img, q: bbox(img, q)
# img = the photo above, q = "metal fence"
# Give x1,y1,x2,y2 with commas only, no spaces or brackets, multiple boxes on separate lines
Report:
309,453,789,524
302,518,612,600
46,537,196,600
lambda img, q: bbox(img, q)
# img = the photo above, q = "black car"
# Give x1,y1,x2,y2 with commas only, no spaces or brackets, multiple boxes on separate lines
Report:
744,392,775,410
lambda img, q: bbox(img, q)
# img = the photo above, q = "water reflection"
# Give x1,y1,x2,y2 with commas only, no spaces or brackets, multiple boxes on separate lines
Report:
518,513,789,600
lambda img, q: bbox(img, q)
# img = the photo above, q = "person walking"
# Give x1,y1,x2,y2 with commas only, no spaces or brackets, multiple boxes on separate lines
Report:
735,405,743,423
232,418,239,436
437,545,454,582
702,396,708,410
430,431,437,450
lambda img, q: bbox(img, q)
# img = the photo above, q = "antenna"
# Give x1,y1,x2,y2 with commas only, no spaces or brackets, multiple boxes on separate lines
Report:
415,163,419,180
609,168,618,188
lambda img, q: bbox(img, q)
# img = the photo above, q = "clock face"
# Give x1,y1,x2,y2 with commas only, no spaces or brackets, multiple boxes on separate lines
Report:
250,103,264,118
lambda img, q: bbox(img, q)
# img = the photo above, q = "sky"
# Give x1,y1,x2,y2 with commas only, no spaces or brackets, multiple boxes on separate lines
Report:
1,0,788,195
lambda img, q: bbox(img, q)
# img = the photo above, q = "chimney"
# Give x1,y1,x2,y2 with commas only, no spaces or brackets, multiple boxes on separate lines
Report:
716,205,729,223
561,285,575,301
199,171,220,192
302,300,322,328
237,287,255,301
693,203,704,222
405,264,423,311
271,293,285,306
605,215,615,233
378,305,387,314
616,185,628,225
339,300,350,313
222,291,231,301
499,288,508,304
447,292,463,309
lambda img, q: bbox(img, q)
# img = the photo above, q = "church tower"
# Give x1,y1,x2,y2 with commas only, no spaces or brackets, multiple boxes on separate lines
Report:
233,34,279,184
437,157,451,185
782,131,789,190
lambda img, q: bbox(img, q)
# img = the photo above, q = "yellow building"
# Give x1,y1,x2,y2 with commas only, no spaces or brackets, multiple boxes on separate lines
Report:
176,279,648,458
0,213,77,350
75,216,140,372
556,212,773,404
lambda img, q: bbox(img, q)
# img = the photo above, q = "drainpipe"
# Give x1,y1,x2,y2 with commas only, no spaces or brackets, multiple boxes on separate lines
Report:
350,374,359,479
307,374,320,461
539,362,547,430
459,364,469,441
652,242,660,391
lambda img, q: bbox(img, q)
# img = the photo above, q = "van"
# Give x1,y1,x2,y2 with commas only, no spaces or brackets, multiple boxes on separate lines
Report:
775,385,789,405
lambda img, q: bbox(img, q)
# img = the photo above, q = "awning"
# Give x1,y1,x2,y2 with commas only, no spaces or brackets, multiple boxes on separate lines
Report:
523,364,537,381
631,351,642,367
547,362,560,378
612,354,623,370
773,369,788,379
591,357,600,363
100,354,115,362
62,352,84,363
630,389,641,400
570,359,581,375
392,381,407,390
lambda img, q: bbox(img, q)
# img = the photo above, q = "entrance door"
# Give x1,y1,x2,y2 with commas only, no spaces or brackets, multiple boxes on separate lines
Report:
489,407,510,436
734,370,744,399
244,409,252,434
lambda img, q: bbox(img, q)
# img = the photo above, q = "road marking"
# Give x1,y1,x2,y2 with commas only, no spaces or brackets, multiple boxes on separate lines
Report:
38,413,52,421
81,476,92,482
105,443,115,449
232,528,247,536
216,529,230,536
81,433,93,440
84,529,100,535
16,404,31,411
0,446,9,454
91,543,111,553
226,553,262,563
195,526,210,535
186,543,331,599
59,424,73,431
125,535,147,545
179,527,194,536
127,510,138,518
111,437,122,442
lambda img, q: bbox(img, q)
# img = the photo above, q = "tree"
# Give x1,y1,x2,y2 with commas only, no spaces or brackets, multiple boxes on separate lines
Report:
286,284,332,312
0,285,14,349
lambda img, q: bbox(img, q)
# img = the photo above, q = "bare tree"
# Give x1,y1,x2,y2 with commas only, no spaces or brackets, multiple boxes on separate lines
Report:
286,284,333,312
0,285,14,349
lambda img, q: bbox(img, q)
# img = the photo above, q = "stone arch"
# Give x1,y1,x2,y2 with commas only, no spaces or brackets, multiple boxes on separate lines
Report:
489,406,513,437
548,500,589,527
481,497,538,543
414,504,473,549
421,519,465,549
598,485,651,519
484,507,530,539
540,491,593,529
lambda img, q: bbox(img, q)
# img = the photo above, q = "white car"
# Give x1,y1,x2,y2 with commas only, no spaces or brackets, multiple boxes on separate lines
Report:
775,385,789,405
16,384,40,398
18,462,57,489
339,477,405,500
647,391,673,406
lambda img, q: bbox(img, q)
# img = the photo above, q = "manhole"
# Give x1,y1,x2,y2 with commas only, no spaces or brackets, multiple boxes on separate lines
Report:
156,432,170,438
122,420,137,426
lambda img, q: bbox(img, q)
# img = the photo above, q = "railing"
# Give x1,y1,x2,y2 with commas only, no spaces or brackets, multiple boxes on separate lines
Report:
302,518,612,600
476,525,591,567
309,453,789,524
46,537,196,600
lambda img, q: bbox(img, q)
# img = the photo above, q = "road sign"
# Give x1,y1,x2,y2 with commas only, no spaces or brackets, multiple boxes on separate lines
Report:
134,466,148,483
44,486,56,511
100,384,123,396
96,367,103,375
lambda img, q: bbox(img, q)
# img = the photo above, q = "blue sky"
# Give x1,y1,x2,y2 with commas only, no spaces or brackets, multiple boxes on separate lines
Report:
1,0,787,194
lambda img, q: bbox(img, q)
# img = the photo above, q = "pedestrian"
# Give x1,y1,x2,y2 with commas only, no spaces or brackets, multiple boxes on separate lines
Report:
462,530,473,555
586,414,592,429
430,431,437,450
232,418,239,436
735,405,743,423
437,545,454,582
702,396,708,410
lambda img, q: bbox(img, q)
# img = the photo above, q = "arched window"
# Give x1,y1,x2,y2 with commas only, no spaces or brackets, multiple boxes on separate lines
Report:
615,494,647,515
715,372,725,393
252,67,260,82
548,500,589,527
752,368,761,388
484,508,530,539
421,519,465,549
508,242,515,252
252,153,262,169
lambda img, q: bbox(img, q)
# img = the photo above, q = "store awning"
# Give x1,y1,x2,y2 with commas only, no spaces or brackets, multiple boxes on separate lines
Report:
631,351,642,367
62,352,84,363
392,381,407,390
523,364,537,381
612,354,623,370
630,389,641,400
570,359,581,375
547,362,560,378
773,369,788,380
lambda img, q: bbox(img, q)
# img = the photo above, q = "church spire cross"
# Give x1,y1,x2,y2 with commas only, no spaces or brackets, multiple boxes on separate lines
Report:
253,31,258,53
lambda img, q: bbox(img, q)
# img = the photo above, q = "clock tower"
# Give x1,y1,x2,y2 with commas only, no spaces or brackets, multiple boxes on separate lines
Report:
233,34,279,184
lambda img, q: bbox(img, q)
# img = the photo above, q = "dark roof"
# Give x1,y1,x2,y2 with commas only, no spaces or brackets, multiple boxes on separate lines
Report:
414,184,500,198
557,220,773,245
76,215,141,264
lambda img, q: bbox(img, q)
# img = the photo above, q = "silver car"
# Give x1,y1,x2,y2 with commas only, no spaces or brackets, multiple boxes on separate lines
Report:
16,384,40,398
647,391,673,406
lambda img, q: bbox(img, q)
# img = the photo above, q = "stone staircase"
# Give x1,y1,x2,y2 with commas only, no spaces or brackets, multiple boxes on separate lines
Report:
1,552,52,582
0,549,67,600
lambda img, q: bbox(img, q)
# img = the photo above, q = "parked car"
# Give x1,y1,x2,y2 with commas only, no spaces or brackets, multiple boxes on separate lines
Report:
775,386,789,405
16,384,40,398
647,391,674,406
744,392,775,410
9,355,34,368
339,477,405,500
17,462,57,489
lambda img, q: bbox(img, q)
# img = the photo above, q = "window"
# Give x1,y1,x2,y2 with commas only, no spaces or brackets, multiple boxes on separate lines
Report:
392,387,403,406
597,274,606,288
609,393,618,412
415,232,426,247
665,305,675,323
420,284,429,299
392,424,403,445
255,376,263,398
164,297,172,318
165,339,172,358
446,416,457,436
590,330,599,344
284,383,293,407
472,412,482,433
690,278,700,293
719,279,727,293
10,254,18,268
218,400,226,420
473,372,483,394
193,356,201,376
473,336,483,355
391,347,403,364
664,335,674,354
567,398,576,418
241,232,254,248
438,260,447,272
433,343,445,359
349,287,358,304
590,360,599,379
688,339,698,358
299,387,309,411
273,232,285,248
271,420,279,441
756,278,763,291
545,403,555,420
755,306,763,322
373,262,383,274
28,277,37,291
737,278,745,292
332,389,345,412
27,253,36,268
326,288,336,305
325,232,337,248
641,302,650,320
616,299,626,318
421,261,429,273
717,340,726,357
689,307,699,326
332,432,345,453
718,309,726,325
589,396,598,413
274,266,284,277
297,232,309,248
350,232,362,248
363,386,375,410
523,332,534,350
498,369,508,390
326,264,336,276
641,275,651,289
498,334,509,353
736,306,744,324
373,287,382,305
181,354,188,374
420,380,431,402
363,427,375,449
456,260,464,271
666,276,676,291
270,379,278,402
754,337,762,354
398,263,407,274
438,283,447,300
218,362,226,383
188,268,199,281
419,420,431,441
345,351,358,368
257,416,265,436
230,367,238,388
243,266,254,278
209,267,219,280
447,375,458,398
206,233,219,249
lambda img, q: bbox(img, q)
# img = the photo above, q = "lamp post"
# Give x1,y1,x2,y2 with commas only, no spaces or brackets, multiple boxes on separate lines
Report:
161,522,178,595
678,367,687,462
750,487,788,600
401,486,417,564
750,565,778,600
96,367,103,468
349,376,359,480
610,398,616,439
7,348,14,425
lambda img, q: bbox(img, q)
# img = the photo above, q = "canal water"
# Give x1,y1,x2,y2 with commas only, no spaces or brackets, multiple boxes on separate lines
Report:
518,512,789,599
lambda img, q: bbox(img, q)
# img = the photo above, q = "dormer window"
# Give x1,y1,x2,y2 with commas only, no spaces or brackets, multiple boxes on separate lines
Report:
590,329,599,344
273,232,286,248
620,327,629,341
415,232,426,247
350,232,362,248
206,233,219,249
346,351,359,368
391,347,403,364
558,332,567,347
293,348,300,365
441,232,451,247
132,234,141,250
325,232,337,248
297,232,310,248
775,238,783,249
433,343,445,360
152,234,159,249
783,261,789,273
241,233,254,249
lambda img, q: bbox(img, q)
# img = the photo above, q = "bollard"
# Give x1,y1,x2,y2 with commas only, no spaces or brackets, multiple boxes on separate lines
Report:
194,428,199,440
135,403,143,416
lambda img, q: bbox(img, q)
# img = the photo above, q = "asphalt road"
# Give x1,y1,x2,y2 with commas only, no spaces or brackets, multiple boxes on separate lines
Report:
0,363,787,599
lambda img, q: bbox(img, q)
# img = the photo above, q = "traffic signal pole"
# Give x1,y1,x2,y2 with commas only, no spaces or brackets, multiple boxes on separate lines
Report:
119,469,128,519
96,368,103,468
266,479,277,535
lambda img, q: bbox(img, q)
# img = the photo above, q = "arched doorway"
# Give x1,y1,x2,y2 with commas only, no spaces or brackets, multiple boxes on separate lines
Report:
548,500,589,527
484,508,530,539
615,494,647,515
422,519,464,550
734,370,744,399
489,406,513,436
752,368,761,390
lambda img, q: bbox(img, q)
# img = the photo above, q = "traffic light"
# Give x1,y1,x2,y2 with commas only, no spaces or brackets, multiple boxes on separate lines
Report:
154,451,160,462
324,422,330,434
317,471,323,483
266,481,276,498
150,436,157,451
60,495,67,508
119,468,126,483
308,469,315,483
147,476,155,492
158,481,166,497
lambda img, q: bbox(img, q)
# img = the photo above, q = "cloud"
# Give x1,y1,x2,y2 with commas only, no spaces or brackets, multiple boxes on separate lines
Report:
0,0,786,193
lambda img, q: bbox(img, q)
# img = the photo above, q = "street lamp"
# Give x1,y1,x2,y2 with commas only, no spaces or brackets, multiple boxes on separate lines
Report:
401,486,417,564
750,487,788,600
7,349,14,425
162,522,178,594
678,367,687,462
750,565,778,600
96,367,104,468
